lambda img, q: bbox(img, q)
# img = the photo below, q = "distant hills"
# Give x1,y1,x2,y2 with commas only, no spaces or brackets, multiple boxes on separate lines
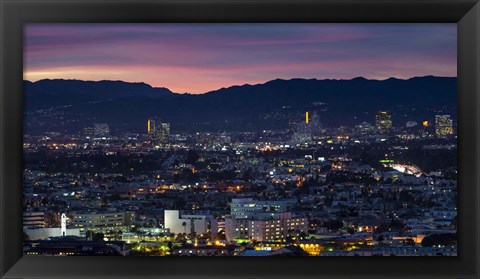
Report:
24,79,174,111
23,76,456,134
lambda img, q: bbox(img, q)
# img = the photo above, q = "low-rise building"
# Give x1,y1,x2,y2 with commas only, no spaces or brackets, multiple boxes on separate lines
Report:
164,210,218,239
23,211,45,227
71,211,135,234
225,199,308,242
24,227,81,240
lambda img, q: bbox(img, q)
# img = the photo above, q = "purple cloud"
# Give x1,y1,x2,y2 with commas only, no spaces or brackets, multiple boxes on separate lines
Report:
24,23,456,93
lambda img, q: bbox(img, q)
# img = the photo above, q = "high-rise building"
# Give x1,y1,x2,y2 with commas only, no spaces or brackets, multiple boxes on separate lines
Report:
93,123,110,138
405,121,418,128
291,112,314,144
310,112,323,136
82,126,94,138
157,123,170,144
435,115,453,138
375,111,392,131
148,118,170,145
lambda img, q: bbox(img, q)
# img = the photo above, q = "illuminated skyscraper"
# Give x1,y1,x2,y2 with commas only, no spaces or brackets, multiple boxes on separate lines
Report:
157,123,170,144
147,118,152,134
93,123,110,138
375,111,392,131
148,117,170,145
291,112,313,144
82,126,94,138
309,111,323,136
435,115,453,138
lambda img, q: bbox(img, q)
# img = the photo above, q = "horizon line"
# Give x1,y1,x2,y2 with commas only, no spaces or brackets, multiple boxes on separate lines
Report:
23,75,458,95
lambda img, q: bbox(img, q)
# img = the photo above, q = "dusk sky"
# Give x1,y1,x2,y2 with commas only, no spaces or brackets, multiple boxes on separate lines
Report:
24,24,456,94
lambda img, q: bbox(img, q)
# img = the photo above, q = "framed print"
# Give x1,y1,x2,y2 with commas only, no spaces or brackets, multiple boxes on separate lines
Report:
1,0,479,278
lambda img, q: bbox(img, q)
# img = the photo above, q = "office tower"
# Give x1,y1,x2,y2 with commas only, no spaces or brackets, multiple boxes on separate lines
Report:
405,121,418,128
147,118,152,134
93,123,110,138
148,117,170,145
290,112,314,144
375,111,392,131
435,115,453,138
82,126,94,138
310,111,323,136
157,123,170,144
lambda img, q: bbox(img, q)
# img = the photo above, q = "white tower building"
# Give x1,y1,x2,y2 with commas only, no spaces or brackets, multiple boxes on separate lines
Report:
61,213,67,237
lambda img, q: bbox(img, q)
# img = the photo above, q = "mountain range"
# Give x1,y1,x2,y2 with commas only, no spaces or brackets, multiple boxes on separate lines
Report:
23,76,457,134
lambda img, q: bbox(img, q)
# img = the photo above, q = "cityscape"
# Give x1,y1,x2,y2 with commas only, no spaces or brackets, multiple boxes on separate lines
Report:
23,23,457,256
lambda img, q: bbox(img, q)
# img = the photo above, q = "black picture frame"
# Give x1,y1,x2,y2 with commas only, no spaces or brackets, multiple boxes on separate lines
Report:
1,0,479,278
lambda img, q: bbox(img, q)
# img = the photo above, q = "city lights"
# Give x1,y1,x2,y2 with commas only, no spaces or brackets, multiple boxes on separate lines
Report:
22,24,457,257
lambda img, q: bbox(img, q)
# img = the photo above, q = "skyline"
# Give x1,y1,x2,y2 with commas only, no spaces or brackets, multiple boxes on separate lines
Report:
24,23,457,94
24,75,455,95
23,76,456,136
23,24,458,257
